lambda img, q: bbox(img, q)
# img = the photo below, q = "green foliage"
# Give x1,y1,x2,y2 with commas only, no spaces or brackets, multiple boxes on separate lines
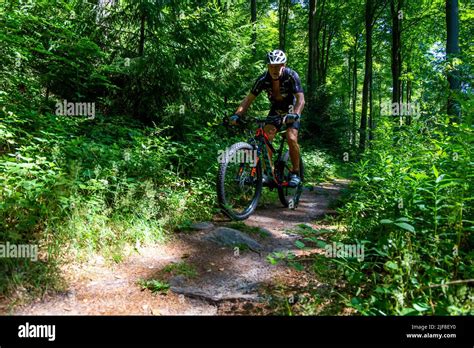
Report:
334,116,473,315
0,108,218,296
301,146,338,184
138,279,170,294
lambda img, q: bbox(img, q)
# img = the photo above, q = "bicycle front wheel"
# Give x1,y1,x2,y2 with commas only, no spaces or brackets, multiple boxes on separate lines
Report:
217,142,262,220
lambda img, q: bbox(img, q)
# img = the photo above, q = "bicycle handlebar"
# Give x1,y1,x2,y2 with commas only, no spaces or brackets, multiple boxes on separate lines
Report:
222,114,299,128
240,114,298,124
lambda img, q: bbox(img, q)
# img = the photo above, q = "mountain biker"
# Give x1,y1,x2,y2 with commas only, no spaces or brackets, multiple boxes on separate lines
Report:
229,49,305,187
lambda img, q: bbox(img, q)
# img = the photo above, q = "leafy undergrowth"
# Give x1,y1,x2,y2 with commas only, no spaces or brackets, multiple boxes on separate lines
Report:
264,118,473,316
0,108,222,300
323,117,473,315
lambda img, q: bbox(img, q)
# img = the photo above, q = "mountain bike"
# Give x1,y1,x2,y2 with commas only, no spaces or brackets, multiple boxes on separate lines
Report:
217,115,304,220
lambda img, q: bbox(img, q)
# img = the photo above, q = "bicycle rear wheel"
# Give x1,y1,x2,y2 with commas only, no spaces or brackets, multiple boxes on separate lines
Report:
277,151,304,209
217,142,262,220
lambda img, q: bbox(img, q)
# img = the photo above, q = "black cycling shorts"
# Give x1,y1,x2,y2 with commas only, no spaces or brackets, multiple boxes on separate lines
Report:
265,115,300,131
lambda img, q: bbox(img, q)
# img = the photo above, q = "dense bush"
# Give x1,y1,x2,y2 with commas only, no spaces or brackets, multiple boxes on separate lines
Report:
0,107,223,295
333,116,473,315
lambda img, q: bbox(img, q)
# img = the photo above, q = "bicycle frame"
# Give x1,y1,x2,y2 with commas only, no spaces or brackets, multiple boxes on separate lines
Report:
248,122,290,187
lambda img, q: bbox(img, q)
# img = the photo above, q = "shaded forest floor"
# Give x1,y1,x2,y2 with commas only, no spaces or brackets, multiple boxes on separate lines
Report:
2,179,353,315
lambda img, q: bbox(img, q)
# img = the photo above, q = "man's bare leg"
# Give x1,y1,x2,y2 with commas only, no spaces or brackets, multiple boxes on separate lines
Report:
286,127,300,173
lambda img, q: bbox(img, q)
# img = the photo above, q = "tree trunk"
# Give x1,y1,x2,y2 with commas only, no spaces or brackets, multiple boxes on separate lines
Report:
315,0,326,87
318,24,327,82
138,13,145,56
307,0,318,98
406,73,412,125
348,51,352,112
251,0,257,55
369,72,374,141
446,0,461,121
320,25,333,85
351,37,358,147
390,0,402,108
378,70,382,127
359,0,373,152
279,0,290,51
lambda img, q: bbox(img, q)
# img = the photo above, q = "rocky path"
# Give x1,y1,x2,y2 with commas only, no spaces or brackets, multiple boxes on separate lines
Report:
5,179,348,315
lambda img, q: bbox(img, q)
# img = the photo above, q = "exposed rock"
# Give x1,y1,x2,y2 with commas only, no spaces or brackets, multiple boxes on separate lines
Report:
171,287,260,303
203,227,263,251
169,275,186,287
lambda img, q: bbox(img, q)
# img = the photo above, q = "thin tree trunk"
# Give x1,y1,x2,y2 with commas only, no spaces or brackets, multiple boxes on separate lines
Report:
351,37,358,147
279,0,290,51
321,28,333,85
378,70,382,128
369,72,374,141
390,0,402,107
360,0,373,152
446,0,461,121
319,24,327,82
401,80,404,124
406,72,412,125
348,51,352,112
307,0,317,98
138,13,145,56
251,0,257,55
314,0,325,87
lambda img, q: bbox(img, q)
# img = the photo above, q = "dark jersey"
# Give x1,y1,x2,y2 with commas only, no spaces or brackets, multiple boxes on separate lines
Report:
250,67,303,115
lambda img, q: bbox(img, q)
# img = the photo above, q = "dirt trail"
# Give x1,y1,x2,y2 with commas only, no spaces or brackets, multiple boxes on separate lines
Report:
5,179,348,315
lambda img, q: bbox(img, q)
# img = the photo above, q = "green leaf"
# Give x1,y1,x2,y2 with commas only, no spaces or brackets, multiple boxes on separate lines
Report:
375,286,389,294
400,307,418,315
295,240,305,249
267,255,278,265
413,302,430,312
380,219,393,224
314,239,327,248
432,165,439,178
395,217,410,222
384,261,398,270
351,297,361,306
373,248,388,256
394,222,415,232
290,261,304,271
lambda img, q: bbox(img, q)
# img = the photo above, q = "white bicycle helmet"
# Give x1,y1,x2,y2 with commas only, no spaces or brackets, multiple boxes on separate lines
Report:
267,49,287,64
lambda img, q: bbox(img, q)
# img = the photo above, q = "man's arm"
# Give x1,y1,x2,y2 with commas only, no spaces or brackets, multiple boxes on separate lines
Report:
235,93,256,116
293,92,305,115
